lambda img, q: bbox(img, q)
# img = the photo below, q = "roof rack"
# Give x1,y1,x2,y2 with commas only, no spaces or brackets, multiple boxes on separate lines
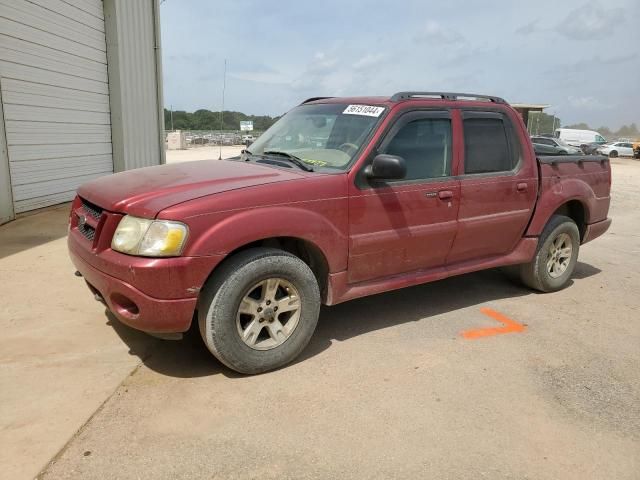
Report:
390,91,506,104
300,96,334,105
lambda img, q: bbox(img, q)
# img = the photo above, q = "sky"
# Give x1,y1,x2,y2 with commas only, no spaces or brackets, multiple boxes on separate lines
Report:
160,0,639,129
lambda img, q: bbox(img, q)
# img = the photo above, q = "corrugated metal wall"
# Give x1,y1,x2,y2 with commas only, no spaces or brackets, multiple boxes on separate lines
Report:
0,0,113,213
104,0,164,172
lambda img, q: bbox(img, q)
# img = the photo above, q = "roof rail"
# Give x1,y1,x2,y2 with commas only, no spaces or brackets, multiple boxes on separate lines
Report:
300,96,334,105
390,91,506,104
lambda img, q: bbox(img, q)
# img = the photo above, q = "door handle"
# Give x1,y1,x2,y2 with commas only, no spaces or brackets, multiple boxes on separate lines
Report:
437,190,454,200
516,182,528,192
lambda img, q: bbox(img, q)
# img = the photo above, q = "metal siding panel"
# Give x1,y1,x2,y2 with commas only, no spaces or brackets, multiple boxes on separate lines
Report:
0,34,108,80
0,0,106,50
3,90,110,113
0,85,14,223
10,154,112,184
26,0,105,32
0,17,105,62
108,0,160,171
4,104,111,124
9,142,112,161
13,171,109,201
0,0,113,213
6,124,111,145
2,78,109,104
0,61,109,94
5,119,110,135
59,0,104,19
14,189,76,212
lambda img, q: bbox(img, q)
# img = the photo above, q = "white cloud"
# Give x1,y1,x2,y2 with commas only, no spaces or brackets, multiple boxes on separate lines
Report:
556,2,624,40
567,95,613,110
414,20,465,47
353,53,386,71
515,20,541,35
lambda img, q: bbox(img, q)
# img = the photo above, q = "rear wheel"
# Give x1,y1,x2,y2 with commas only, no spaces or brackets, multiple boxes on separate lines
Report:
516,215,580,292
198,248,321,374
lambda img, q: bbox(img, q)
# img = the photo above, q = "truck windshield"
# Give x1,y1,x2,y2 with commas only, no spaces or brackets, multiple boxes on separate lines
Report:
246,103,385,171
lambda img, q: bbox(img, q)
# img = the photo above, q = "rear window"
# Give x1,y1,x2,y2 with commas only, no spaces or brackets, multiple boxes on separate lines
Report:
463,117,518,174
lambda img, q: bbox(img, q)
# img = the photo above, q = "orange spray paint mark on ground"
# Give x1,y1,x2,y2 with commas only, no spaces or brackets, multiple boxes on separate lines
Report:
461,308,526,340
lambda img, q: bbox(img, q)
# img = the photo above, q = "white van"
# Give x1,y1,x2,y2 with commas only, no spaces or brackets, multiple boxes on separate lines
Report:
554,128,607,148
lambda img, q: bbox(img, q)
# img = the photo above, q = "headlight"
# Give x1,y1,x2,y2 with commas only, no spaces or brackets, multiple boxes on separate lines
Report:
111,215,188,257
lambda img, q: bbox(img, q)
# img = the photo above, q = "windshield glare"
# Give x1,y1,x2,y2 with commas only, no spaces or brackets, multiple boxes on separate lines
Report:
247,103,384,170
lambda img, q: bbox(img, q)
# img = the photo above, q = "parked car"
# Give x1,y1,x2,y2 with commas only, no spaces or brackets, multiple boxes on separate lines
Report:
581,142,606,155
554,128,607,150
68,92,612,374
597,142,635,158
531,136,582,154
533,142,568,156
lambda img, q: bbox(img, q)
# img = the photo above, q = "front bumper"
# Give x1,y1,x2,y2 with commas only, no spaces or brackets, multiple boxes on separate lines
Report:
68,229,224,333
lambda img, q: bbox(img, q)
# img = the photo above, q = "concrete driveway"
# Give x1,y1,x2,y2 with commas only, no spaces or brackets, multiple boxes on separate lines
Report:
1,158,638,480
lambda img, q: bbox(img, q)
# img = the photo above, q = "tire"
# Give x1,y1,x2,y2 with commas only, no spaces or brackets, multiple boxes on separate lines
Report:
517,215,580,292
198,247,320,374
558,150,568,155
609,150,618,158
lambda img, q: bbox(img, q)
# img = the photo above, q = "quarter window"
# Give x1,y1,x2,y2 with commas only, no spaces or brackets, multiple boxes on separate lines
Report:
383,118,452,180
463,117,517,174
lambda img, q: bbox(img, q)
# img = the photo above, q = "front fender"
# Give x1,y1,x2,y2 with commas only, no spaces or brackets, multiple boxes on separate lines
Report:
183,205,348,273
526,177,608,236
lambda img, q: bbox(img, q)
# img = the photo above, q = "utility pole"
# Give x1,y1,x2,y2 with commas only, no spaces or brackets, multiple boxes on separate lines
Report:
219,59,227,160
170,105,173,131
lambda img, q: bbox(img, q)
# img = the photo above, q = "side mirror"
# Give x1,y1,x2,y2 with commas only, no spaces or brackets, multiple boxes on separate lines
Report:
364,154,407,180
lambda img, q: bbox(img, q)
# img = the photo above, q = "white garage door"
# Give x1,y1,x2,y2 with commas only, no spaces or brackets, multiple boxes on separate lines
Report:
0,0,113,213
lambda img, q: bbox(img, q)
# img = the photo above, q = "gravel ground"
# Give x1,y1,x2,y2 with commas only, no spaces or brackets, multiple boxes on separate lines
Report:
34,157,640,480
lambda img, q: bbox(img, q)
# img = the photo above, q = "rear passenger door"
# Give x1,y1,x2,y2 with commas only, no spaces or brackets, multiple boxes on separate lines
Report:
446,110,537,264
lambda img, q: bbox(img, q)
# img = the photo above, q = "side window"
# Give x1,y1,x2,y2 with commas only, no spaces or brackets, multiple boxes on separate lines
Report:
383,117,452,181
463,116,516,174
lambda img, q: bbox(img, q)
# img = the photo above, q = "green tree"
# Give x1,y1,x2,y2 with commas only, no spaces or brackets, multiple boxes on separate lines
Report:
528,112,561,135
164,108,280,132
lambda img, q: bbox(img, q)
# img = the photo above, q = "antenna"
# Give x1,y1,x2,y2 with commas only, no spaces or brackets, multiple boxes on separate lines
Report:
218,59,227,161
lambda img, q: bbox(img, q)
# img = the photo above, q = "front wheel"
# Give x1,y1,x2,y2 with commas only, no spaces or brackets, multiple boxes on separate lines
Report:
609,150,618,158
517,215,580,292
198,248,321,374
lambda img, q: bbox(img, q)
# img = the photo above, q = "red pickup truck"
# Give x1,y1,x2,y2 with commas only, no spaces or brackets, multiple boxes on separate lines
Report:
68,92,611,374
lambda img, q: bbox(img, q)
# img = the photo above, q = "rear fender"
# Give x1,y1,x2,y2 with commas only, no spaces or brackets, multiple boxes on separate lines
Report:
526,177,604,237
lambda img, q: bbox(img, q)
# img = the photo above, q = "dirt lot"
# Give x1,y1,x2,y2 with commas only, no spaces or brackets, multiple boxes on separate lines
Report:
165,145,244,163
1,158,638,480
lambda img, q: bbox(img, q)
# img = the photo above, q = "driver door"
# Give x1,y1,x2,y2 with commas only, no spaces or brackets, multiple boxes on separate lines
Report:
348,110,460,284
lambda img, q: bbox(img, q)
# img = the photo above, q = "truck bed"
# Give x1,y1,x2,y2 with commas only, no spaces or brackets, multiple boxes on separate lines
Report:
537,154,609,165
535,154,611,227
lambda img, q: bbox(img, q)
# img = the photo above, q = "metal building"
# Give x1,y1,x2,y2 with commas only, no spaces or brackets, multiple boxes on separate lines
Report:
0,0,164,225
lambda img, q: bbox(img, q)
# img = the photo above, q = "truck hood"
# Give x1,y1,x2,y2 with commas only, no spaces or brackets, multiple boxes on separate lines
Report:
77,159,306,218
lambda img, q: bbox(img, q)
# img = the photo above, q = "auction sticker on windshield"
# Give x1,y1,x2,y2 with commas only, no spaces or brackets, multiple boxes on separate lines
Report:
343,105,385,117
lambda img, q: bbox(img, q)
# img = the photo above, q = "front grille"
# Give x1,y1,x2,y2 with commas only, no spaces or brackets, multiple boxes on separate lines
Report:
78,223,96,241
77,196,104,243
80,197,103,220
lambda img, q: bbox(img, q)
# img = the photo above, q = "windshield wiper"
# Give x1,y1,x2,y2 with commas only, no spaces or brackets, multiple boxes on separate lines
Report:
262,150,314,172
